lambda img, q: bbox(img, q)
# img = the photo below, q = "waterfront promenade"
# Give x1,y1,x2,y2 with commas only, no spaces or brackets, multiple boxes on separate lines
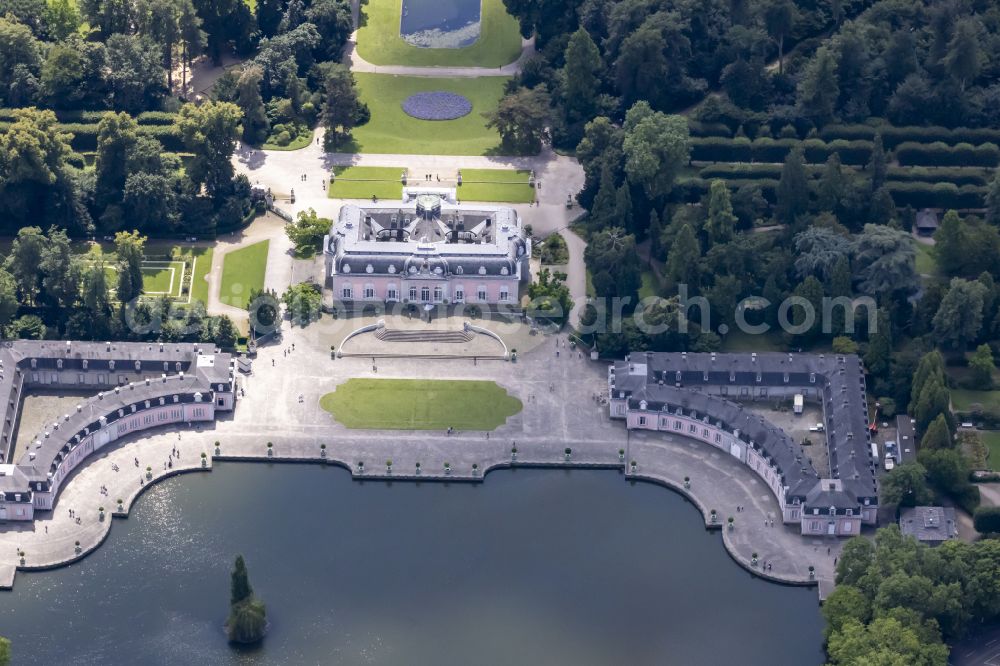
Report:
0,323,844,596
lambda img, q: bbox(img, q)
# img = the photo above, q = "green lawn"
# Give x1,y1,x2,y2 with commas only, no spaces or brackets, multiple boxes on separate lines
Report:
981,432,1000,471
185,247,214,306
320,378,522,430
219,241,269,310
140,264,179,294
639,270,661,300
347,74,508,155
915,243,939,277
457,168,536,203
356,0,521,67
329,166,404,199
951,389,1000,412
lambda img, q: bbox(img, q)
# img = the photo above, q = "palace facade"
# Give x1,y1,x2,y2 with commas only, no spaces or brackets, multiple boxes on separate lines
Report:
324,190,530,307
0,341,236,522
609,352,878,536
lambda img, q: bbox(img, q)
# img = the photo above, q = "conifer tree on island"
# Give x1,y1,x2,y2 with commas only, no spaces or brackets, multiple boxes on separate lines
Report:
226,555,267,644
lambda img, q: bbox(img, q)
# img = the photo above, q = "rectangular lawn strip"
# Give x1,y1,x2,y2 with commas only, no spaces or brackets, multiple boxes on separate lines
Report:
329,166,404,199
348,74,508,156
219,241,269,310
320,378,522,430
457,169,535,203
187,247,214,306
951,389,1000,412
915,243,939,277
356,0,521,68
980,431,1000,471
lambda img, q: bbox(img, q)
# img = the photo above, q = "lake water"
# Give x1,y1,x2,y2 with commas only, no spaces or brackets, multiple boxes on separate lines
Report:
400,0,481,48
0,465,825,665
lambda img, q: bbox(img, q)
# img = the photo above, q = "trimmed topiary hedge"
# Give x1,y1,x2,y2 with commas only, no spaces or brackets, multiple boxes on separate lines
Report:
885,181,986,209
886,166,990,187
673,176,779,204
687,120,734,138
689,137,872,165
53,122,184,152
819,123,1000,149
895,141,1000,168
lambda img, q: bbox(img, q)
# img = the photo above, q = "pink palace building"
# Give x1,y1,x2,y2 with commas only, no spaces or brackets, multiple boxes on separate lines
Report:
324,190,531,307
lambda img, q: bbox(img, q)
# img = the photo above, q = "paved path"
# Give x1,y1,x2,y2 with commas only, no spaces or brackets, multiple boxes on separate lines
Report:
205,213,296,318
0,326,840,596
232,130,588,324
344,34,535,77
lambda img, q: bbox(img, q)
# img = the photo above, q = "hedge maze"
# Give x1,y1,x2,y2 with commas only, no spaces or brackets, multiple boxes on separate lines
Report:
681,120,999,210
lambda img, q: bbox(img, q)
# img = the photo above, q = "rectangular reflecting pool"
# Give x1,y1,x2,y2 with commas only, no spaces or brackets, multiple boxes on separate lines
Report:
400,0,481,48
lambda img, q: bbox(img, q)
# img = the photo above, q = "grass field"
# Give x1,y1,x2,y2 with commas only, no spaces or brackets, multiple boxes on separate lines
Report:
348,74,508,155
951,389,1000,412
980,431,1000,471
457,169,535,202
219,241,269,310
185,247,214,306
329,166,404,199
639,270,661,299
915,243,939,277
320,378,522,430
356,0,521,67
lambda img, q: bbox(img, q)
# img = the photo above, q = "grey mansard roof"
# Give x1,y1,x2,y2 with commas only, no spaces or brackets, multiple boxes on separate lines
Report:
610,352,877,509
0,341,234,497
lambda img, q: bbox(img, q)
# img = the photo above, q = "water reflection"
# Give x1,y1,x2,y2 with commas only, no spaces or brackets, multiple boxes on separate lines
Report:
0,465,824,665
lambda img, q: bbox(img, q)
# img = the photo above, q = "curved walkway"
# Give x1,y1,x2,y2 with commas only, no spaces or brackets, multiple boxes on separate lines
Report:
344,34,535,77
0,332,842,596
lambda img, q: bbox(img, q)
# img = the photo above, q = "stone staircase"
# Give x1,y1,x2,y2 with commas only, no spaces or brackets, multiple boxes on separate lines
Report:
374,328,474,344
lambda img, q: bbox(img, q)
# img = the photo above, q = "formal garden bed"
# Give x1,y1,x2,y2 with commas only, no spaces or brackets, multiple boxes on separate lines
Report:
538,234,569,265
262,123,313,150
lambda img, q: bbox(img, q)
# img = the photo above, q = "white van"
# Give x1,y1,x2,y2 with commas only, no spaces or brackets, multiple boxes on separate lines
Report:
884,454,895,471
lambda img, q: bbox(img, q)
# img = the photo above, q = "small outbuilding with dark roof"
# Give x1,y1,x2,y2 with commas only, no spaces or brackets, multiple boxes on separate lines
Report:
899,506,957,543
915,209,939,236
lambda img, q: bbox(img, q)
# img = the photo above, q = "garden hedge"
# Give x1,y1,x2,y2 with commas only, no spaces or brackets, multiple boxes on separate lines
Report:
689,137,872,165
895,141,999,167
885,181,986,209
820,123,1000,149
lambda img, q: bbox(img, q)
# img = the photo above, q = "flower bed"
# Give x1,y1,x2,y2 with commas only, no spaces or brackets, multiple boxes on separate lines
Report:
401,92,473,121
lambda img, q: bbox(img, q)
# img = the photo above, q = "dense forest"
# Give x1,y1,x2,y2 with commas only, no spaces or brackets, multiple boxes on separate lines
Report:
0,0,360,238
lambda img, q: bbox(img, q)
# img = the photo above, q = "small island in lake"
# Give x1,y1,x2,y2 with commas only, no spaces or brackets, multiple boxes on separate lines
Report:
226,555,268,644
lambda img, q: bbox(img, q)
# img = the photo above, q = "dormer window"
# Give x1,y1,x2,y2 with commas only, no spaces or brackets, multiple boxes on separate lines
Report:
810,373,816,383
366,264,374,273
456,266,464,275
388,265,396,274
478,266,487,275
500,266,509,275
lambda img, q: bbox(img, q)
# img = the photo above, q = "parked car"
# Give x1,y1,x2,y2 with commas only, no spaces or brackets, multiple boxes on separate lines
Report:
884,455,895,471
